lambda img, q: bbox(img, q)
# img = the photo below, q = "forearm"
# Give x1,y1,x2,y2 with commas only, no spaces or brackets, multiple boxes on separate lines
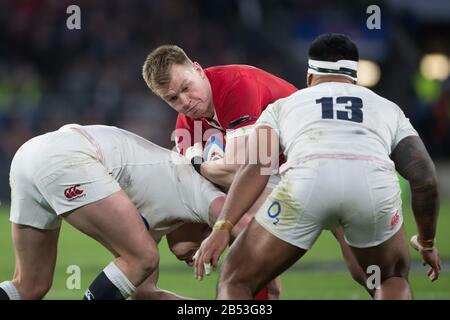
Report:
391,136,439,241
219,164,270,226
200,134,250,191
200,160,240,192
410,178,439,241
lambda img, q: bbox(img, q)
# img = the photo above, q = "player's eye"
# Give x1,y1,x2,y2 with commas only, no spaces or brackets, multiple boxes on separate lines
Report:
181,86,188,92
169,96,177,102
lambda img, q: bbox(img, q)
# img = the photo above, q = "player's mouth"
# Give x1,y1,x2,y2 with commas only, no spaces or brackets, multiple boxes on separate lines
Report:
186,104,199,116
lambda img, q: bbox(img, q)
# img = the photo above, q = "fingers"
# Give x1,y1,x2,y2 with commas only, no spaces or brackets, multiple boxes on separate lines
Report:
428,267,438,282
195,248,221,281
185,143,203,161
193,249,204,281
192,231,230,281
192,249,199,262
193,248,213,281
424,258,439,282
422,251,441,282
204,262,211,276
430,256,441,282
411,234,442,282
193,250,201,280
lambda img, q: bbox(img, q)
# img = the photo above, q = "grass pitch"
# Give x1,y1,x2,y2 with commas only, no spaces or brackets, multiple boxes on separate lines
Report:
0,198,449,299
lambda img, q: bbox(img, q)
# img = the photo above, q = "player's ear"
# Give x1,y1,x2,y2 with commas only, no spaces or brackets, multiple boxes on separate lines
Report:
193,62,204,77
307,73,313,87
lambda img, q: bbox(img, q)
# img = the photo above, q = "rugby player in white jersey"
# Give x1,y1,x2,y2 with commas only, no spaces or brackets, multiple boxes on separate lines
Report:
194,33,441,299
0,124,252,300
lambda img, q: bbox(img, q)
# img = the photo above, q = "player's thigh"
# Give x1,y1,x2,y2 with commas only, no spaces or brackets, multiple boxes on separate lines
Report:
350,226,410,281
63,190,157,261
12,223,60,286
220,219,306,294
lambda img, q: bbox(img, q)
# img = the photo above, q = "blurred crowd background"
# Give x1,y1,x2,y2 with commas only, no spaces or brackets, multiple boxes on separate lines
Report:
0,0,449,200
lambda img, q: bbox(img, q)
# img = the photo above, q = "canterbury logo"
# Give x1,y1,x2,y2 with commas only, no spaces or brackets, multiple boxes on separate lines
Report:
390,210,400,229
64,184,85,200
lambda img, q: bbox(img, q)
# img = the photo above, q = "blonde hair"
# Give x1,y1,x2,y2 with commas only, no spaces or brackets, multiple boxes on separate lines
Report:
142,45,192,95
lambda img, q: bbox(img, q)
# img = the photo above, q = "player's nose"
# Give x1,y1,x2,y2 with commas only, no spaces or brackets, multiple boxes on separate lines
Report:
179,95,191,111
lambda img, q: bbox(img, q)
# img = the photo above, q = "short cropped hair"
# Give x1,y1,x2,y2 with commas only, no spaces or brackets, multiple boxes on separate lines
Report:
142,45,193,95
308,34,359,62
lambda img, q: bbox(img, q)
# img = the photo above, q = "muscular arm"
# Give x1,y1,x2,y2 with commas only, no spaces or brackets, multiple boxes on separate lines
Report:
390,136,439,241
216,126,278,226
200,134,248,192
193,126,280,280
200,159,240,192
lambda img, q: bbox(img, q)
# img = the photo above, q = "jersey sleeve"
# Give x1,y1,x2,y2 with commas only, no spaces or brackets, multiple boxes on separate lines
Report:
391,106,419,152
175,115,195,155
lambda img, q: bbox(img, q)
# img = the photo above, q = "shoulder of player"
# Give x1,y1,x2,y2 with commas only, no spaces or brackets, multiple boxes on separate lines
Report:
277,85,313,102
206,64,264,84
205,64,260,74
263,90,300,112
359,85,402,113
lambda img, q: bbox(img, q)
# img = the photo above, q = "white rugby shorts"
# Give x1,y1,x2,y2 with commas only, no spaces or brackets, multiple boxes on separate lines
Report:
255,158,403,249
9,130,121,229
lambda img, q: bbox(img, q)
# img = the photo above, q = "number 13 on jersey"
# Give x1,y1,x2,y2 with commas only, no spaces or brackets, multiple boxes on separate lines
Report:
316,96,363,123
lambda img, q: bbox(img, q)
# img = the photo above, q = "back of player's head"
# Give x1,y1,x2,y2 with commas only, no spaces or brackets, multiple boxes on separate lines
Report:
142,45,193,95
308,33,359,62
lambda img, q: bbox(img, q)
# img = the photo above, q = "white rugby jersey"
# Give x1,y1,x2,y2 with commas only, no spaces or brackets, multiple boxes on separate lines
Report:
58,124,221,242
256,82,418,172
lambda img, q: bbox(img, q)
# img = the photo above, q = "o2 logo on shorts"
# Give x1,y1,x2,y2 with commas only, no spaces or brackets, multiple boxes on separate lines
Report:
267,201,281,225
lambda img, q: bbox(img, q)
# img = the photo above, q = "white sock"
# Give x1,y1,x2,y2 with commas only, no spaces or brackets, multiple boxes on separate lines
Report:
103,262,136,298
0,281,22,300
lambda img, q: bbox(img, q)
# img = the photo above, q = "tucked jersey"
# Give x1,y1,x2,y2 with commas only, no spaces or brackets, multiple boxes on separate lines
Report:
256,82,418,172
175,65,298,155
